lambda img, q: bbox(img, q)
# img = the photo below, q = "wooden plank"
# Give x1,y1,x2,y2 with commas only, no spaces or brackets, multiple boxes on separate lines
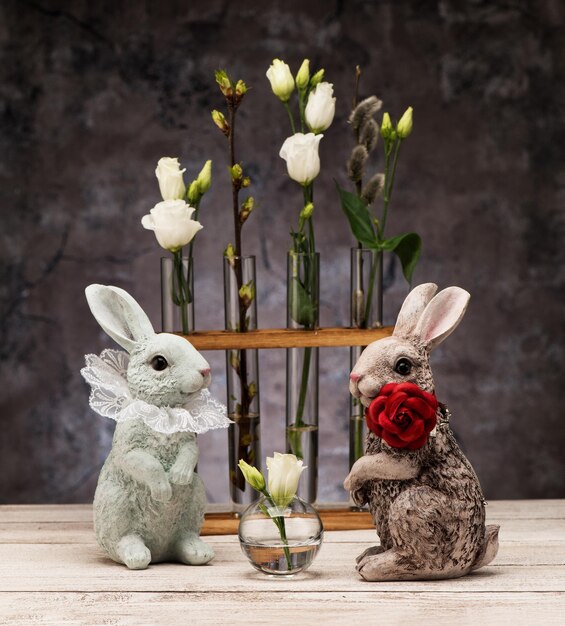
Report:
2,503,564,540
2,517,564,545
180,326,393,350
1,541,564,593
2,591,564,626
0,523,562,566
2,500,562,524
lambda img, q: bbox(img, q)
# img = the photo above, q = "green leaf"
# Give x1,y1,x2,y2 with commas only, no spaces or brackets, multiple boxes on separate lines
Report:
289,277,317,327
381,232,422,284
335,181,377,248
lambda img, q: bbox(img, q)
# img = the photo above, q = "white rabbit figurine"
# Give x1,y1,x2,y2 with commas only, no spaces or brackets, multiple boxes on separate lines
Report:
345,283,499,581
81,284,231,570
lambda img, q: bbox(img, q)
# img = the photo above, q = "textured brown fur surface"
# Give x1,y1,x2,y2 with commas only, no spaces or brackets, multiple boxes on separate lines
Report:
346,284,500,581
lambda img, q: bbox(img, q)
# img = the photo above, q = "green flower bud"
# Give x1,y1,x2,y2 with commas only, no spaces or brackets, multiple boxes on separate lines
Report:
215,69,233,97
396,106,413,139
239,196,254,224
239,279,255,308
212,110,230,136
187,180,200,204
380,112,393,139
241,176,251,188
238,460,266,493
196,160,212,194
230,163,243,182
300,202,314,220
248,381,258,401
296,59,310,91
225,243,236,267
235,79,248,97
229,350,240,374
310,68,325,88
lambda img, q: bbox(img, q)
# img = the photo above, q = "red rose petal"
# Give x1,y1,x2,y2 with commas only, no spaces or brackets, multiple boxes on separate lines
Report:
402,396,429,414
381,430,410,449
367,396,386,420
378,383,398,397
406,432,429,450
385,391,408,416
378,411,404,435
397,416,425,442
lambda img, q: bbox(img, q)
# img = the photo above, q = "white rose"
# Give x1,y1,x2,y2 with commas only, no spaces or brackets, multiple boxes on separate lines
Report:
141,200,203,252
266,59,295,102
305,82,336,133
266,453,306,508
155,157,186,201
279,132,323,185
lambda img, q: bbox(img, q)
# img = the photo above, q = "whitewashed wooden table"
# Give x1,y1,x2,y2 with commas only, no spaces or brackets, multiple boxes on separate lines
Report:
1,500,564,625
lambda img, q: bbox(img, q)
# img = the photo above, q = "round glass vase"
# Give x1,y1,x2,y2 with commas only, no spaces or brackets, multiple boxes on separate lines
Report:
238,495,323,576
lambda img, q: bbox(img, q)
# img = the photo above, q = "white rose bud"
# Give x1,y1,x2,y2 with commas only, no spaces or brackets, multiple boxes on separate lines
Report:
266,452,306,508
279,132,323,185
295,59,310,91
141,200,203,252
397,106,413,139
305,82,336,133
196,159,212,194
155,157,186,201
266,59,295,102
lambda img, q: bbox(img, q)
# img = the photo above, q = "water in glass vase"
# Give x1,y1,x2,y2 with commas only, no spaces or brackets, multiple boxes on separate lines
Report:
240,537,322,576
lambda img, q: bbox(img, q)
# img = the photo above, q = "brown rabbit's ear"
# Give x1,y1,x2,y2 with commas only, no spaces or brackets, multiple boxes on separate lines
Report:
414,286,470,351
393,283,438,339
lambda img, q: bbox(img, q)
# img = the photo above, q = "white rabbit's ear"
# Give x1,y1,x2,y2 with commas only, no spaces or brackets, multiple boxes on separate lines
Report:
393,283,438,339
85,284,155,353
414,286,470,351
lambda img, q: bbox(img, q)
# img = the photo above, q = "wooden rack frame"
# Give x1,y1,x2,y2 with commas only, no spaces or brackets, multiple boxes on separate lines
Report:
183,325,394,531
182,326,393,351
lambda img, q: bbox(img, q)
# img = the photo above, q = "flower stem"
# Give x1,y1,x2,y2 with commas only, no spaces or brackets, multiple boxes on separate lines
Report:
260,493,292,571
298,90,306,133
173,249,190,334
380,139,401,238
284,101,296,134
277,516,293,571
362,251,381,328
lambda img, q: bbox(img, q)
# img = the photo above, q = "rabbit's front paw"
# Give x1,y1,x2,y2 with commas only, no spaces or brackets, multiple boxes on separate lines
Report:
168,462,194,486
150,479,173,502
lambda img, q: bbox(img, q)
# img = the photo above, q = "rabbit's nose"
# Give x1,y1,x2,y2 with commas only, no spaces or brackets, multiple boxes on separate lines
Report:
199,368,211,378
350,372,362,382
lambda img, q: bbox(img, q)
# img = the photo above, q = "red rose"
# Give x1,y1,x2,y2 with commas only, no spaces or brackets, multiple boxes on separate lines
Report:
366,382,438,450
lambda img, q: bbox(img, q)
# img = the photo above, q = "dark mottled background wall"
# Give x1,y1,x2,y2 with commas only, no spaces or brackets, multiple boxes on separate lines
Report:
1,0,564,504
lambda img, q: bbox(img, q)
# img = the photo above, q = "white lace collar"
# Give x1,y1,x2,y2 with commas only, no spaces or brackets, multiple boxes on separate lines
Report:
81,349,232,435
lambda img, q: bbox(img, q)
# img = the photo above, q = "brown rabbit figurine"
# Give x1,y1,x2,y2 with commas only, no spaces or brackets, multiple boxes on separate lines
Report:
345,283,499,581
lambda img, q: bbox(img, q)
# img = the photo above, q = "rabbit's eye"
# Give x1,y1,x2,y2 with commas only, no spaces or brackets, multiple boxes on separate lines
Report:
394,358,412,375
150,355,168,371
